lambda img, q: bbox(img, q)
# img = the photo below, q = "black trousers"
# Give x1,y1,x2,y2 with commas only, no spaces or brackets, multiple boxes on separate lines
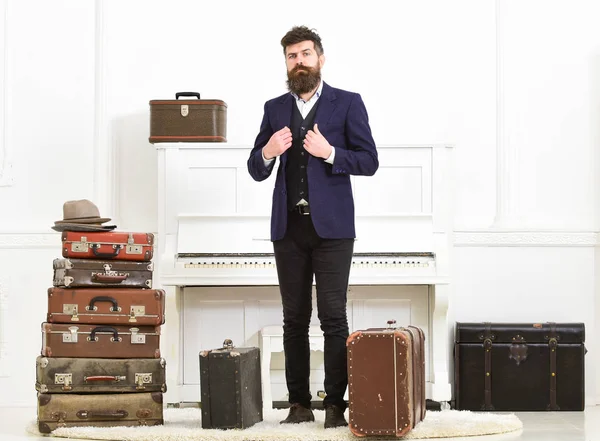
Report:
273,210,354,410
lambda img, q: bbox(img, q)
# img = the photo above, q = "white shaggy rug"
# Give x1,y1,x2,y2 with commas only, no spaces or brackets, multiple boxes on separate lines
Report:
28,408,523,440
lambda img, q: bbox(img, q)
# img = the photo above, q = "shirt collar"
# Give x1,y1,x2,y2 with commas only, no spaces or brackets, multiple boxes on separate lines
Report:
291,80,323,103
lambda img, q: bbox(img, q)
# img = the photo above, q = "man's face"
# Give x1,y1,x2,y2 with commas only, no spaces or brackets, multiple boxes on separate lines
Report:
285,41,325,96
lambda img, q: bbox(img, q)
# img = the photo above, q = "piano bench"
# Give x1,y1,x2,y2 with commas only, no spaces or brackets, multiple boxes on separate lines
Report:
259,325,324,412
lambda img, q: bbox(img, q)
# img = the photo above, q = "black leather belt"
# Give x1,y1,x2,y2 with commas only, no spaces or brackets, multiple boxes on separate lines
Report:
292,205,310,215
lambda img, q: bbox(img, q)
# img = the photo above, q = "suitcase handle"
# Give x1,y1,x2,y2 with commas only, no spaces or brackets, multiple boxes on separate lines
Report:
88,326,122,342
76,409,128,419
88,296,121,312
84,375,126,382
90,243,122,259
175,92,200,99
92,273,128,284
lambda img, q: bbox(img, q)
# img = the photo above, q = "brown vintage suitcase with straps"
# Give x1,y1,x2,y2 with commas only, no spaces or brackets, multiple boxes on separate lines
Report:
149,92,227,143
47,287,165,326
41,323,161,359
37,391,164,433
53,258,153,288
61,231,154,262
35,355,166,394
347,321,426,438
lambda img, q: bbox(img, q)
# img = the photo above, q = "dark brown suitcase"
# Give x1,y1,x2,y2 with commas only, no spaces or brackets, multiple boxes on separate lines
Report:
62,231,154,262
41,323,161,359
199,339,262,429
149,92,227,143
454,322,586,411
37,391,163,433
347,321,426,438
53,258,153,288
47,287,165,326
35,355,166,393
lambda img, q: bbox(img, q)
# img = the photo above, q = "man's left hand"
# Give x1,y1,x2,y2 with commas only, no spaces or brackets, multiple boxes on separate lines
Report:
303,124,332,159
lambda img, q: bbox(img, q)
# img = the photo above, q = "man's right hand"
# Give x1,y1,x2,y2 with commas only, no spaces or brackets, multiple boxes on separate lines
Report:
263,127,293,160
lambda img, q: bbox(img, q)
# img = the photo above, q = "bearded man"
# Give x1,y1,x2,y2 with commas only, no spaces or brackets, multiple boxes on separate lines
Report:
247,26,379,429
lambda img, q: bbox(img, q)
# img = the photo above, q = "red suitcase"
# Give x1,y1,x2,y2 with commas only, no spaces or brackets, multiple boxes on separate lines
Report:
47,287,166,326
62,231,154,262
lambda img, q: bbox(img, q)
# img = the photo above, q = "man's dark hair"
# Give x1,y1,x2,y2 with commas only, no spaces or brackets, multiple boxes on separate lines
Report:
281,26,324,56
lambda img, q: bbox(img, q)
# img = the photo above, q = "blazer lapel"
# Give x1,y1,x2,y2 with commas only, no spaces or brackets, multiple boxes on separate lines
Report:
314,82,337,128
277,94,293,130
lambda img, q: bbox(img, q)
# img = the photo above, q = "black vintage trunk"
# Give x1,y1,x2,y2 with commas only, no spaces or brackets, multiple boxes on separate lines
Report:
53,258,153,288
454,322,586,411
199,340,262,429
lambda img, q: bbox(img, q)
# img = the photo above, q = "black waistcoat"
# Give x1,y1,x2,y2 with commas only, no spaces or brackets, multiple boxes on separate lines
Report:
286,100,319,210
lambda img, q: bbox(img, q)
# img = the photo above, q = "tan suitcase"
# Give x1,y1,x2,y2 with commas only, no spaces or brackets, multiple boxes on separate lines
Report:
347,321,426,437
41,323,161,359
35,356,167,394
149,92,227,143
47,287,166,326
37,392,163,433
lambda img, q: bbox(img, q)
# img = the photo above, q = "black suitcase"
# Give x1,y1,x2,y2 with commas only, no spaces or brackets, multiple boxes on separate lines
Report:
454,322,586,411
199,339,262,429
53,258,153,288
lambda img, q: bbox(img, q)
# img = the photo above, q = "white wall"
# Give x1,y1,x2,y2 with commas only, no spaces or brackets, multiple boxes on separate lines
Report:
0,0,599,406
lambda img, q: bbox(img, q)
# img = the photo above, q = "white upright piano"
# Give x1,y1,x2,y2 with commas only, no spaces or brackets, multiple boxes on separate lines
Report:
154,143,454,405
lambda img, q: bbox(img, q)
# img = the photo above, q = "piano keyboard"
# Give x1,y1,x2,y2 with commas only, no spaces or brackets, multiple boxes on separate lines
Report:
178,252,435,270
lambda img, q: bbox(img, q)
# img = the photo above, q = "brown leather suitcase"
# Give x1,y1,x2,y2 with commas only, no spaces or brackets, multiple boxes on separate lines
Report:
347,322,426,438
454,322,586,411
35,355,166,393
62,231,154,262
53,258,153,288
149,92,227,143
199,339,263,429
41,323,161,359
37,391,164,433
47,287,165,326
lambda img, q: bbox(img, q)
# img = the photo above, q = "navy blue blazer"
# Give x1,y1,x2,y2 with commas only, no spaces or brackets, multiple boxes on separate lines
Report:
247,82,378,241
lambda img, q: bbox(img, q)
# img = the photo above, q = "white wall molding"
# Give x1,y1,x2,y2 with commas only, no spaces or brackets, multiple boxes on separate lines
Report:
492,0,519,227
0,0,13,187
0,233,60,249
93,0,115,222
0,277,9,377
455,230,599,247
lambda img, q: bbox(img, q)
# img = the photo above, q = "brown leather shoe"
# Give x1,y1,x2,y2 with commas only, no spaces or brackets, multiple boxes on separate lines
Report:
280,403,315,424
324,404,348,428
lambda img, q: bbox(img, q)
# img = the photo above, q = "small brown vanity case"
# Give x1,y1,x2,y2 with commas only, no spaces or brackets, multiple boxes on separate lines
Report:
149,92,227,143
47,287,166,326
347,321,426,438
454,322,586,411
37,391,164,433
53,258,153,288
199,339,262,429
35,356,166,394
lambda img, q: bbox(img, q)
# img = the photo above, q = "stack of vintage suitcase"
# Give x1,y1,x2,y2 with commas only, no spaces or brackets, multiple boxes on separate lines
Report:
36,230,166,433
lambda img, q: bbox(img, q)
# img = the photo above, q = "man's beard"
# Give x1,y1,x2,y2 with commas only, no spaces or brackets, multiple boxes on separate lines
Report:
286,64,321,96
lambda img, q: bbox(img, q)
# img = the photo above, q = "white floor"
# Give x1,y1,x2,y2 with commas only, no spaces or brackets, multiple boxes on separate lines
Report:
1,405,599,441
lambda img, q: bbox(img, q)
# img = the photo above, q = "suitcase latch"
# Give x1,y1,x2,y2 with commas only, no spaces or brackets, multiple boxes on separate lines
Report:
135,373,152,389
54,373,73,391
130,328,146,344
126,234,143,255
63,326,79,343
63,304,79,321
509,334,528,366
181,104,189,117
129,306,146,322
71,237,89,253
